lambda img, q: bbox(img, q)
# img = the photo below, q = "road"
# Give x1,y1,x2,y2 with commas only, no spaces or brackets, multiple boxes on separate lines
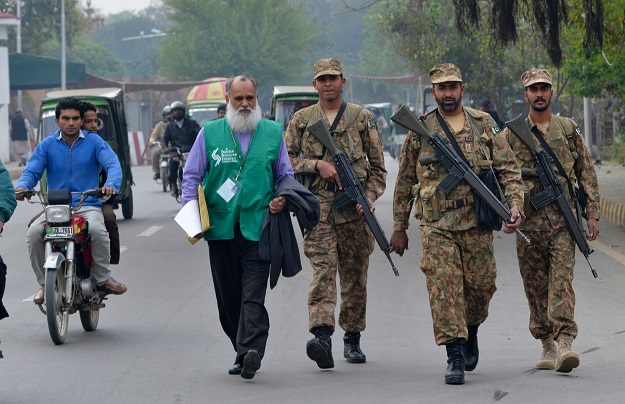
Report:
1,156,624,403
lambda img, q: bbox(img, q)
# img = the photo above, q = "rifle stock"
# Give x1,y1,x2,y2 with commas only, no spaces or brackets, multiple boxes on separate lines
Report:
390,105,530,244
505,114,597,278
307,119,399,276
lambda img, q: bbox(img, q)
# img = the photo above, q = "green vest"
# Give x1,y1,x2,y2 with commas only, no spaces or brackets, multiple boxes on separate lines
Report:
202,118,282,241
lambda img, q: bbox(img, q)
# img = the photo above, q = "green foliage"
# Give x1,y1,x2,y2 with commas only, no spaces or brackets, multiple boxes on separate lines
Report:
0,0,85,55
40,38,126,79
160,0,316,86
92,6,170,80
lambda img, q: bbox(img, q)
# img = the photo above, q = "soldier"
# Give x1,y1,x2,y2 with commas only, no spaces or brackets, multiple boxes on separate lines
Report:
502,68,600,373
284,58,386,369
389,63,524,385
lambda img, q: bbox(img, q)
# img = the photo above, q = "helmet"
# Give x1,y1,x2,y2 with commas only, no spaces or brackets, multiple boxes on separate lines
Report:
170,101,185,114
162,106,171,116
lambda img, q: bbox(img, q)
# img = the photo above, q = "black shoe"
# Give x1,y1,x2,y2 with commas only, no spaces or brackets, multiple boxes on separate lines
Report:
465,325,479,372
228,362,242,375
153,172,160,180
445,339,466,385
306,326,334,369
343,332,366,363
241,350,261,380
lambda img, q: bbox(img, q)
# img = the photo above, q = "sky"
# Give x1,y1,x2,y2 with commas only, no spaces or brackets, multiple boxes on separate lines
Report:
89,0,155,16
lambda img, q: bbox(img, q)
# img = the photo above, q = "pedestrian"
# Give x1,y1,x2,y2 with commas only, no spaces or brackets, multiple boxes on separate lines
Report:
9,110,35,166
389,63,524,385
15,97,127,303
0,157,17,358
216,103,227,119
284,58,387,369
148,106,172,180
502,68,600,373
479,98,504,129
181,75,294,380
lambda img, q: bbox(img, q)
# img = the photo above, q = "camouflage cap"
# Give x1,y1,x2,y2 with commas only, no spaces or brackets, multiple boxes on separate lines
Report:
429,63,462,84
521,68,552,87
314,58,343,79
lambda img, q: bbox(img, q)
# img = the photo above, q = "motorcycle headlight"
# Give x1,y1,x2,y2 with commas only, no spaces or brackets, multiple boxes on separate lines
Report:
46,205,71,223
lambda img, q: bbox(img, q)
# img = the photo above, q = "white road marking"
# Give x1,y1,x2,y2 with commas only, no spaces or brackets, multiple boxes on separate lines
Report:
137,225,163,237
120,246,128,254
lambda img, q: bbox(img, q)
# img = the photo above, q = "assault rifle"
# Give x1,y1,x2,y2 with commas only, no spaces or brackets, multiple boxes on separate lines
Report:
307,119,399,276
506,115,598,278
390,105,530,244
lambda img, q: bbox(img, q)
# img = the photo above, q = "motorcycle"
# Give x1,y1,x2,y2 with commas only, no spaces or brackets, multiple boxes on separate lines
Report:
151,141,170,193
18,188,108,345
170,147,189,204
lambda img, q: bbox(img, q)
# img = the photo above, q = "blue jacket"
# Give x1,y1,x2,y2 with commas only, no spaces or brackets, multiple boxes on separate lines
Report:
17,130,122,207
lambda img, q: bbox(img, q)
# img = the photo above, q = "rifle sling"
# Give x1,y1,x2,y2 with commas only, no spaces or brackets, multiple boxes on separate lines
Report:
529,125,579,210
436,110,471,167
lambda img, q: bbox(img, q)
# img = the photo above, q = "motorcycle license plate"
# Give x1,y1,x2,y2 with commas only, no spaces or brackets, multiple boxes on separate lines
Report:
45,226,73,239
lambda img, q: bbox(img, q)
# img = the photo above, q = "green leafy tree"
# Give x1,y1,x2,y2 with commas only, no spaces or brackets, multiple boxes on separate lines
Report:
0,0,85,55
160,0,315,86
92,6,170,80
40,38,127,79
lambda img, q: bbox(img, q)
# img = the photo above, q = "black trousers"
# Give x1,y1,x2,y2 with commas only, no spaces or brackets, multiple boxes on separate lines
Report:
207,225,270,363
0,255,8,320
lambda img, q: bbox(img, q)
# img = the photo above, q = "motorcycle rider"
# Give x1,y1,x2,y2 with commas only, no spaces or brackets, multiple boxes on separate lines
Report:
162,101,201,196
149,106,172,180
15,97,127,304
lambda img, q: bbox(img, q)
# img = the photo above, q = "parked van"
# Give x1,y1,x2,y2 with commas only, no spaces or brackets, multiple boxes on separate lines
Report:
269,86,319,132
38,88,134,219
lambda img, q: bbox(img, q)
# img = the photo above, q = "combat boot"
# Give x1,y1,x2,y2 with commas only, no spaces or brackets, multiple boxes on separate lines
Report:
465,325,479,372
343,332,366,364
555,334,579,373
306,326,334,369
445,339,466,385
536,337,557,370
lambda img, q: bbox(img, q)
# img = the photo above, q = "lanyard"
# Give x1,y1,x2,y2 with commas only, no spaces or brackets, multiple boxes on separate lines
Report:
229,128,256,181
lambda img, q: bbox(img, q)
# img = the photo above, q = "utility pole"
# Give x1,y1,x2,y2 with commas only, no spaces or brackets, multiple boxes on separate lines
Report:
61,0,66,89
16,0,22,109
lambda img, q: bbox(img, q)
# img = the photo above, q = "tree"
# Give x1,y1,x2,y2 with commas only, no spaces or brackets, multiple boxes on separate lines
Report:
92,6,170,80
160,0,316,87
40,38,127,79
0,0,85,55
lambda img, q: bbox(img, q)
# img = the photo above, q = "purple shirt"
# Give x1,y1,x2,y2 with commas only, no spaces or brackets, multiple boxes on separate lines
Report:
181,126,294,206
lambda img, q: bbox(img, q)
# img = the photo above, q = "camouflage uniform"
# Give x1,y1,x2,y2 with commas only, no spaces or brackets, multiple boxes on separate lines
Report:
285,102,386,334
503,71,600,343
393,80,523,345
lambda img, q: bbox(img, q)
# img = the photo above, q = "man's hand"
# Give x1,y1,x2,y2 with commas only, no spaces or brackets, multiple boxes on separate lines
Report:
390,230,409,257
356,198,374,218
587,218,600,241
502,207,523,234
315,160,342,190
15,187,26,201
101,186,117,198
269,196,287,214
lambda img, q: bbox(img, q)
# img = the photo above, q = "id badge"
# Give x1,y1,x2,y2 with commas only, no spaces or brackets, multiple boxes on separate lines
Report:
217,176,240,203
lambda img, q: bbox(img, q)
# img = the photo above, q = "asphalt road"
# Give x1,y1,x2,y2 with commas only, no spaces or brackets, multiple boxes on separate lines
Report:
1,156,624,403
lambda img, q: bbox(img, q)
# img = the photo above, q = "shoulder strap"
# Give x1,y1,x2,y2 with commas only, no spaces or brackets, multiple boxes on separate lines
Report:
330,102,348,132
530,125,578,200
436,110,470,166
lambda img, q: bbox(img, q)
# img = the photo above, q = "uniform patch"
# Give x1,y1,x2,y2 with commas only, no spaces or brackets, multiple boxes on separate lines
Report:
575,126,582,136
368,119,377,129
491,125,501,134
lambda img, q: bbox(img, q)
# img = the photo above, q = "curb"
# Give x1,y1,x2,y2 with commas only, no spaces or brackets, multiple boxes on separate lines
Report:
600,197,625,228
9,167,24,181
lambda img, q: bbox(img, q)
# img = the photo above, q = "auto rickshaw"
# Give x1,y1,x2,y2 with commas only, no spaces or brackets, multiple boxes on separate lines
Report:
37,88,134,219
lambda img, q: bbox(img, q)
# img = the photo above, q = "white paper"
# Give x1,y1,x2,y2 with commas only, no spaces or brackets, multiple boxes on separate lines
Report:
174,199,203,237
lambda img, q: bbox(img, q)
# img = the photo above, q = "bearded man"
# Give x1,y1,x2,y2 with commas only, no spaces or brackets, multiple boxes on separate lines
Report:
181,75,294,380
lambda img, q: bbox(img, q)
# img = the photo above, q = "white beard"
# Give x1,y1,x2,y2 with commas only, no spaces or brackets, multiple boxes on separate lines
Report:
226,104,262,133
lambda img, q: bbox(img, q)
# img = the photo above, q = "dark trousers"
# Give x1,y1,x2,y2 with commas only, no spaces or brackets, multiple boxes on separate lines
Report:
168,152,181,186
0,255,8,320
102,203,120,265
207,225,270,363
